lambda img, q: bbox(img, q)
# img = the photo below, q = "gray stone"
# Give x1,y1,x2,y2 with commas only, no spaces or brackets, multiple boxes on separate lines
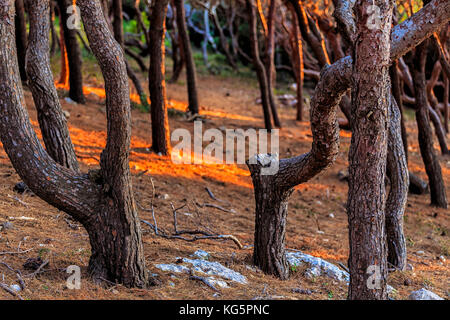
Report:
10,284,21,292
408,288,444,300
286,251,349,282
2,221,13,230
182,258,247,284
192,250,210,260
155,264,190,274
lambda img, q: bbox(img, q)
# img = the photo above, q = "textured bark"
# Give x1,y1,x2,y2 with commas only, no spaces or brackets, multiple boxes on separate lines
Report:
411,42,448,208
386,96,408,270
57,0,85,104
246,0,272,130
57,10,69,86
174,0,199,114
390,62,408,161
25,0,79,172
347,0,393,300
14,0,27,81
248,57,352,279
149,0,171,155
0,0,148,288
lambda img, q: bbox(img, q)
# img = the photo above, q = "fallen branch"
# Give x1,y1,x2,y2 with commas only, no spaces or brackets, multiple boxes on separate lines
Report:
0,282,23,300
0,248,33,256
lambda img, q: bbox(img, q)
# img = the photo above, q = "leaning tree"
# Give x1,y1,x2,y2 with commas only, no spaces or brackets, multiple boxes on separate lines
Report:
0,0,149,287
247,0,449,300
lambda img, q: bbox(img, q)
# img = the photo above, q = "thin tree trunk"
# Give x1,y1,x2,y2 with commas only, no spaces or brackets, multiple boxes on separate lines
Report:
289,4,304,121
347,0,393,300
265,0,281,128
411,41,448,208
386,96,408,271
174,0,200,114
149,0,171,155
14,0,27,82
112,0,147,107
246,0,272,130
58,9,69,86
25,0,79,172
57,0,86,104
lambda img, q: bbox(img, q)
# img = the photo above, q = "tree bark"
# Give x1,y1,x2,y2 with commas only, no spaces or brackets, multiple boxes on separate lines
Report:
174,0,200,114
264,0,281,128
111,0,147,107
347,0,393,300
386,96,408,271
0,0,148,288
57,0,86,104
411,42,448,208
246,0,272,130
25,0,79,172
149,0,171,155
248,57,352,279
14,0,27,82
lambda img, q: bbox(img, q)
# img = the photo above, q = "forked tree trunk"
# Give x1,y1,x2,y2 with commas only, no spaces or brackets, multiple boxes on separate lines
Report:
149,0,171,155
14,0,27,81
246,0,272,130
411,42,448,208
248,57,352,279
347,0,393,300
0,0,148,288
25,0,79,172
174,0,200,114
57,0,86,104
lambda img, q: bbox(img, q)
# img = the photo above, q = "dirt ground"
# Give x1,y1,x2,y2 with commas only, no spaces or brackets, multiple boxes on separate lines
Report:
0,65,448,300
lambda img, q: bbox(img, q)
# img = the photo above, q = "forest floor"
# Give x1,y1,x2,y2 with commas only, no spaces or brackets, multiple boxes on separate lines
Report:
0,61,448,300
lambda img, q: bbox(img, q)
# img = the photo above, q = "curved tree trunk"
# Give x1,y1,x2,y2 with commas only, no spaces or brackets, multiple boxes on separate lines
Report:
149,0,171,155
248,57,352,279
174,0,200,114
14,0,27,82
25,0,79,172
0,0,148,288
57,0,86,104
246,0,272,130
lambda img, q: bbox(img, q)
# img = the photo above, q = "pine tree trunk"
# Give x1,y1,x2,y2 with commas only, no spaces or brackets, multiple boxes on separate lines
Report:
246,0,272,130
347,0,394,300
411,42,448,208
25,0,79,172
149,0,171,155
174,0,199,114
57,0,85,104
14,0,27,82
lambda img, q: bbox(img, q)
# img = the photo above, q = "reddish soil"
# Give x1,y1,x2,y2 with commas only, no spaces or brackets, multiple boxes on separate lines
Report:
0,67,448,300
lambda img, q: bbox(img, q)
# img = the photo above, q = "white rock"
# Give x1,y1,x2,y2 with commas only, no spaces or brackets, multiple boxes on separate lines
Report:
182,258,248,284
409,288,444,300
286,251,349,282
328,213,335,218
192,250,210,260
10,284,21,292
155,264,190,274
